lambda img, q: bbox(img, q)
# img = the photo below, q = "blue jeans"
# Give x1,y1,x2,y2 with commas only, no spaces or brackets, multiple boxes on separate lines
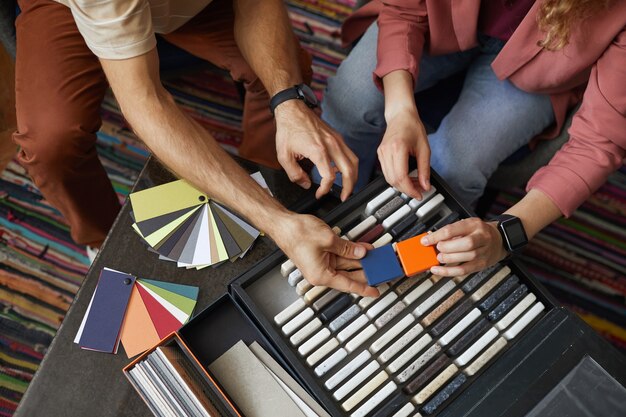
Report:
320,23,555,206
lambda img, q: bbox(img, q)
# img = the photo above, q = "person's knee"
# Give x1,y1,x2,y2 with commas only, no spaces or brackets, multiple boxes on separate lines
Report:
14,111,97,175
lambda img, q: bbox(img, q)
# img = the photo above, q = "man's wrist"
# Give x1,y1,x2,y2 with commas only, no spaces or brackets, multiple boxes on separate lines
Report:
273,98,311,119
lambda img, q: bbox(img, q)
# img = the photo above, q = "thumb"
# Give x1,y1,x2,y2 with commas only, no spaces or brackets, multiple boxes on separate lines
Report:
330,236,368,259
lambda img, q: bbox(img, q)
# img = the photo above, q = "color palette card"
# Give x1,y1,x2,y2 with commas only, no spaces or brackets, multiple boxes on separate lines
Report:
129,174,266,269
75,268,199,358
74,268,135,353
120,278,199,358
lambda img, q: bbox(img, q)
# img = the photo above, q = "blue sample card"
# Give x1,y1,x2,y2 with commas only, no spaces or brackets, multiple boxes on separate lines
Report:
79,269,136,352
361,244,405,286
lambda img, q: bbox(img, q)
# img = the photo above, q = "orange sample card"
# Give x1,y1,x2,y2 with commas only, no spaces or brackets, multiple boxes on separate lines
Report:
395,232,440,276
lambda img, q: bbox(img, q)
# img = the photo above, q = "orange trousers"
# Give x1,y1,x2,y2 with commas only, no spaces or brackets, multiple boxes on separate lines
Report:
13,0,311,246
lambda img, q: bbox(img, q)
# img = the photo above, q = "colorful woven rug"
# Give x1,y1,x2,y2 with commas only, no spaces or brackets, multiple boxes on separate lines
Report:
1,1,625,415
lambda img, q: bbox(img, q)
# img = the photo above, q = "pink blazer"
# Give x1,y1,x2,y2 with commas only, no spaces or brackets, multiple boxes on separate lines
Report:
342,0,626,217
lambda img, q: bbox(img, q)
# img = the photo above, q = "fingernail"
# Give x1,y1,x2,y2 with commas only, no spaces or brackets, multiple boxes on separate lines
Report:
437,254,444,262
421,236,429,245
354,245,366,258
303,181,311,189
432,266,443,274
425,179,430,190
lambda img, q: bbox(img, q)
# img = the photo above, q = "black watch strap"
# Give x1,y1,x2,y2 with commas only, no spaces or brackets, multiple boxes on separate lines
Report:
269,83,317,115
492,214,528,254
270,86,301,115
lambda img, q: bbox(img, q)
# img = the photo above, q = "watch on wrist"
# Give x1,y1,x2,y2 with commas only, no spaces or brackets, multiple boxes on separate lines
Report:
492,214,528,254
269,83,318,115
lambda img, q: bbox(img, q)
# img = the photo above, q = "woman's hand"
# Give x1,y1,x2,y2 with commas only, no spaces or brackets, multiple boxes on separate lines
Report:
378,107,431,199
420,218,508,276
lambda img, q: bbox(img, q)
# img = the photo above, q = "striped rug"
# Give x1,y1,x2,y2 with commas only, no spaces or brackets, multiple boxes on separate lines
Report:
2,2,625,415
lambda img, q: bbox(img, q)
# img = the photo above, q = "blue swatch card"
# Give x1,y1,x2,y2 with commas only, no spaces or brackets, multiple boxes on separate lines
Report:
361,244,405,286
78,269,136,352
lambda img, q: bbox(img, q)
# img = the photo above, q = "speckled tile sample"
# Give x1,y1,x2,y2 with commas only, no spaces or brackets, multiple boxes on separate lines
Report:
330,305,361,332
397,344,443,385
421,289,464,327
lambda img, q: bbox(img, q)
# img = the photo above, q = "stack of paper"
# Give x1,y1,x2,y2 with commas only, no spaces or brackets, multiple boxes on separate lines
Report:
129,177,265,269
209,341,330,417
75,268,199,358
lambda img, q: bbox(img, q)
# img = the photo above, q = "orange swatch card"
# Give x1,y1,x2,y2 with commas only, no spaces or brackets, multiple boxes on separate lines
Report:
395,232,440,276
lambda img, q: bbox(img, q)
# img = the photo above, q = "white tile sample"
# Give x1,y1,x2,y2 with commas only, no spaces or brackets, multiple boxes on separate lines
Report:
341,370,388,411
382,205,411,230
503,302,545,340
413,364,458,404
366,292,398,319
288,269,304,287
304,286,328,304
306,337,339,366
464,337,507,376
338,314,369,342
379,323,423,363
416,194,445,219
392,403,415,417
495,293,537,331
365,187,398,216
454,327,499,366
350,381,397,417
333,361,380,401
403,280,433,305
470,266,511,301
347,216,377,240
298,328,330,357
358,284,390,309
325,350,371,390
388,333,433,373
372,233,393,248
439,308,481,346
281,259,296,277
314,348,348,377
282,307,314,336
346,324,377,353
289,318,322,346
413,280,456,317
371,314,416,353
296,279,313,296
408,187,437,211
274,298,306,325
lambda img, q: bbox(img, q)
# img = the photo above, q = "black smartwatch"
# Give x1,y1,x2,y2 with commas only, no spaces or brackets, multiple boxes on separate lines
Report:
269,83,318,115
492,214,528,254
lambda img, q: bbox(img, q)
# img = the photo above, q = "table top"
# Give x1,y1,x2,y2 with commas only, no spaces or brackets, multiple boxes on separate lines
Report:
15,157,315,417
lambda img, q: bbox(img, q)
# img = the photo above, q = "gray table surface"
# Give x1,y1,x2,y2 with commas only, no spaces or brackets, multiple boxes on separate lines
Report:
15,157,314,417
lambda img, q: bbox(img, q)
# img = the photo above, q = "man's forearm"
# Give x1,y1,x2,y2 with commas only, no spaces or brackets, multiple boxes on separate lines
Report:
101,54,292,240
233,0,302,96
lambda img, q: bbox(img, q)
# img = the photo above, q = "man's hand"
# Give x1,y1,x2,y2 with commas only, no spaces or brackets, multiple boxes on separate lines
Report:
272,212,379,297
420,218,508,276
378,107,431,199
274,100,358,201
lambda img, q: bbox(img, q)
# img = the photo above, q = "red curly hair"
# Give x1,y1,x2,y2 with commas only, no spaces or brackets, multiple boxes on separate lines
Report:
537,0,615,50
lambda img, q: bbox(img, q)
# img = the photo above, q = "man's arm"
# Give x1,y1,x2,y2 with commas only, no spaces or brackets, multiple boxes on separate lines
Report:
99,49,378,296
232,0,358,201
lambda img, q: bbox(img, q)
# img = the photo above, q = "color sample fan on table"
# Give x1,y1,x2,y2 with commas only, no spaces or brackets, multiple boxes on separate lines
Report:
74,268,199,358
129,175,268,269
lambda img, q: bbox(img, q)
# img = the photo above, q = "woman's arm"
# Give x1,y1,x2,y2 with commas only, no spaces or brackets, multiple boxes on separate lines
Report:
422,26,626,276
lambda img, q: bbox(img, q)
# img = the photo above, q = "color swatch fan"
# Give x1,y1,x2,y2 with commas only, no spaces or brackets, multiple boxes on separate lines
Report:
129,179,261,269
120,278,199,358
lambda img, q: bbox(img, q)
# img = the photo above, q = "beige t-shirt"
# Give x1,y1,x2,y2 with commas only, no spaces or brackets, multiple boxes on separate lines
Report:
56,0,213,59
